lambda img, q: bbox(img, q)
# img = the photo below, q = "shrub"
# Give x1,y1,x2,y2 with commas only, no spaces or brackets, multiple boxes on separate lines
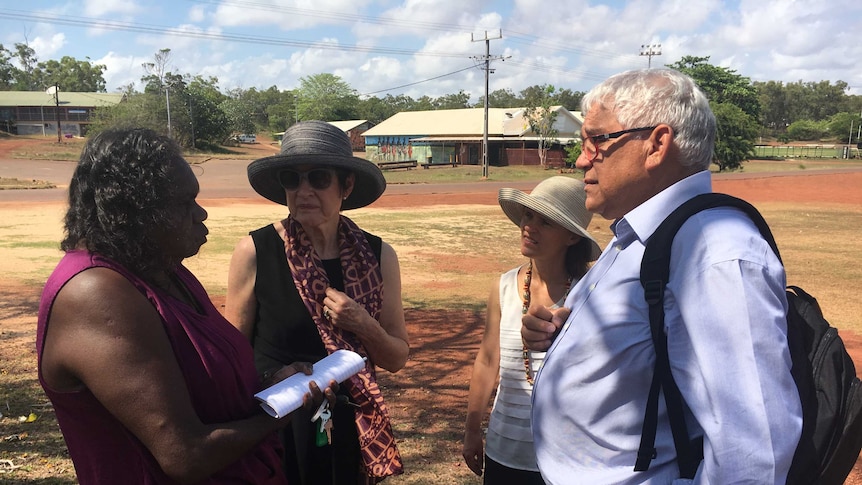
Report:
786,119,828,141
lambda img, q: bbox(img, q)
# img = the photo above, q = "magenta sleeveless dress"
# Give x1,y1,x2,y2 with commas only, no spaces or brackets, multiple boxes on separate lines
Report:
36,250,288,484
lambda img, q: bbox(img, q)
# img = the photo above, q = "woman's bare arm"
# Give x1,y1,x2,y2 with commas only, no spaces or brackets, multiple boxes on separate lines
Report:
323,241,409,372
225,235,258,340
41,267,297,484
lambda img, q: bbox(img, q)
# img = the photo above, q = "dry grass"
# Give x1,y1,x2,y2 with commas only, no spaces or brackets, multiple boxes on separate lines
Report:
0,197,860,483
3,133,862,482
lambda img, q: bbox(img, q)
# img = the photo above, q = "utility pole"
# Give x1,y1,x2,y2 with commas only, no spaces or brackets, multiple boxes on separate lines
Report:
472,29,504,179
46,84,61,143
640,44,662,68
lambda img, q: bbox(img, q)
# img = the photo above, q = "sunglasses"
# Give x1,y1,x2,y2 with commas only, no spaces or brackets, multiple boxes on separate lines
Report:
277,169,336,191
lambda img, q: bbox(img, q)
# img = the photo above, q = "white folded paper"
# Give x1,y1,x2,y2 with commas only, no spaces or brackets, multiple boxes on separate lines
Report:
254,349,366,418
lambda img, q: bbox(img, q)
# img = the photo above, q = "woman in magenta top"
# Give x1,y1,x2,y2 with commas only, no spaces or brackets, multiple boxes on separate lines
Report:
36,128,332,484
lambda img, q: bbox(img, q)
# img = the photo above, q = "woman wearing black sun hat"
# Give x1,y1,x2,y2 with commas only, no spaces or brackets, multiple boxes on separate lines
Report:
226,120,407,484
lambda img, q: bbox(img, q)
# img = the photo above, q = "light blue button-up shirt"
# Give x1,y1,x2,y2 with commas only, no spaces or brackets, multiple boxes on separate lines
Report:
532,171,802,484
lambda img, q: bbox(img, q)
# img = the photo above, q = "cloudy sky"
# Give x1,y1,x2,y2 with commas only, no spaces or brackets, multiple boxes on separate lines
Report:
3,0,861,101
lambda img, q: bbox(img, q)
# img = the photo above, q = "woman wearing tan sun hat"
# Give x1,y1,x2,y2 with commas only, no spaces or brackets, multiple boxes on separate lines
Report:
225,121,406,484
463,176,600,484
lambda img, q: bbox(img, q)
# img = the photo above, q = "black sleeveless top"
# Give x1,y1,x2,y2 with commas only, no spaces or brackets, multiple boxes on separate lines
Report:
249,224,383,373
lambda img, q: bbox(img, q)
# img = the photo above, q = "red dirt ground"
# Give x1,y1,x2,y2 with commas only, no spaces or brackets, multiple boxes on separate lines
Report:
2,141,862,481
371,171,862,483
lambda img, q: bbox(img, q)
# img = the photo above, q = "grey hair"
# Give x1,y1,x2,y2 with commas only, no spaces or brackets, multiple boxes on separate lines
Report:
581,68,716,171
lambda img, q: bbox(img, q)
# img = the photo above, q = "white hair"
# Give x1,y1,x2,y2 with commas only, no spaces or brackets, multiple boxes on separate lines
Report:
581,68,716,171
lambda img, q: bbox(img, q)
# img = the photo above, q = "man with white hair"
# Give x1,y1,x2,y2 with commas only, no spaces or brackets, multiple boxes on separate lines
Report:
522,69,801,484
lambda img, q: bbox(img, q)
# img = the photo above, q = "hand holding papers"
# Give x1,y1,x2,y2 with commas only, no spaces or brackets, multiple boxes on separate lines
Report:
254,349,366,418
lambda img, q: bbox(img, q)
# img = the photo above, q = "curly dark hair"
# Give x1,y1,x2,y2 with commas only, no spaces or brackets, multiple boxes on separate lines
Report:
61,128,186,276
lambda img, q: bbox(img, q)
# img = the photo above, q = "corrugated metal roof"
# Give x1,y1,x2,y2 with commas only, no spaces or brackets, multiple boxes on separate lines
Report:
327,120,368,132
362,106,581,138
0,91,125,107
411,135,578,143
363,108,520,137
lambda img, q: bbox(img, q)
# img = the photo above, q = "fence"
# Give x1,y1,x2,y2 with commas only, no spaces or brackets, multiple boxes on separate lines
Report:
504,148,566,166
753,145,860,159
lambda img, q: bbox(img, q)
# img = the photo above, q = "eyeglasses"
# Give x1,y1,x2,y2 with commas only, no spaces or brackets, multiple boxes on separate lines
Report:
277,169,335,191
582,126,657,162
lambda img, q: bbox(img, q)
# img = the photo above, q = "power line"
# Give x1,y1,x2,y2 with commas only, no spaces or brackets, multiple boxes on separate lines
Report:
359,65,476,96
185,0,475,36
504,29,645,65
0,9,470,59
1,6,650,96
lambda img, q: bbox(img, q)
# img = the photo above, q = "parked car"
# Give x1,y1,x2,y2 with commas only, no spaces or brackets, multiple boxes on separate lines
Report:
237,134,256,144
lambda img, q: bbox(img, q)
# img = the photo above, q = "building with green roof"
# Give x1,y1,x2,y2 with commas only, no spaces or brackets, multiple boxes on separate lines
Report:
0,91,124,137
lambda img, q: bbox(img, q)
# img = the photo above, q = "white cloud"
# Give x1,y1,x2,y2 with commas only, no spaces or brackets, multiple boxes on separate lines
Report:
28,33,66,60
188,5,206,23
286,38,370,83
93,51,150,91
84,0,143,17
211,0,373,30
5,0,861,97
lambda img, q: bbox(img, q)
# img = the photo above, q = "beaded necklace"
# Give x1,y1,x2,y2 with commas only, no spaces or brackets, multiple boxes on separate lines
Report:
522,260,571,386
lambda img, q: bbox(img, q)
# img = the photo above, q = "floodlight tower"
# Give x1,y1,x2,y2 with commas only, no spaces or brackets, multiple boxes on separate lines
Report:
640,44,662,68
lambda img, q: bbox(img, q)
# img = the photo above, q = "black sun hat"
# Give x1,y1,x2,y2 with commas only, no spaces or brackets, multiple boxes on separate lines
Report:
247,121,386,210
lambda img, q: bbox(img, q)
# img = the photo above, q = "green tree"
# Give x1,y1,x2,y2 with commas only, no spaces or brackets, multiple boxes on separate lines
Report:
524,84,559,168
555,88,585,112
186,76,229,146
263,88,297,132
478,88,520,108
783,81,812,124
786,119,828,141
413,95,434,111
712,102,758,172
0,45,15,89
433,90,470,110
781,80,851,124
826,112,859,143
564,140,582,168
11,43,39,90
297,73,359,121
90,73,230,148
754,80,789,132
220,95,256,137
668,56,760,119
35,56,107,92
383,93,418,112
357,95,396,124
162,73,192,146
669,56,760,170
89,91,164,135
520,85,550,108
804,80,849,121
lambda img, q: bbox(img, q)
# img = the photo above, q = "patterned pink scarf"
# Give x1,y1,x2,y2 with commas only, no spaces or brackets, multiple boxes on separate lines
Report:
283,215,403,482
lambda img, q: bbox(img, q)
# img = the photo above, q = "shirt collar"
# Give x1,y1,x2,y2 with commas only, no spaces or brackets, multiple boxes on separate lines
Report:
615,170,713,245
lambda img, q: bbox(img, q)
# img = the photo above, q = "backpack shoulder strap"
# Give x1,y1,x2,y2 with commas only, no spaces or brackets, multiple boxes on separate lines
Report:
635,193,780,477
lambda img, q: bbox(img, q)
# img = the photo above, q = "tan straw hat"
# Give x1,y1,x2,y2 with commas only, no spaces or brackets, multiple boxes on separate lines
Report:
247,121,386,210
498,176,601,261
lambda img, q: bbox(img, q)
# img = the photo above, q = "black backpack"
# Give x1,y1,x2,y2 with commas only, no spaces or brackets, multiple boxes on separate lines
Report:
634,192,862,484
